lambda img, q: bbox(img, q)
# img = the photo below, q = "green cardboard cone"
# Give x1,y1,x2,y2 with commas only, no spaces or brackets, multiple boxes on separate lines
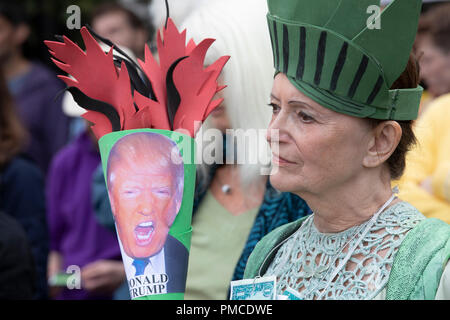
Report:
98,129,195,300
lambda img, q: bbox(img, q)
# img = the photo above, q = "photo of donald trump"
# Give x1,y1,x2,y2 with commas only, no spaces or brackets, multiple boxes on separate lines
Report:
106,132,188,295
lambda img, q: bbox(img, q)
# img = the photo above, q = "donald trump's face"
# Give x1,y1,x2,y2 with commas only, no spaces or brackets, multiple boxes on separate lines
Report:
107,133,183,259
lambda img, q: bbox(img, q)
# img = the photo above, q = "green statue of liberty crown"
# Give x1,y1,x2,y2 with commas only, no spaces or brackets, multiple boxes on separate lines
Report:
267,0,423,120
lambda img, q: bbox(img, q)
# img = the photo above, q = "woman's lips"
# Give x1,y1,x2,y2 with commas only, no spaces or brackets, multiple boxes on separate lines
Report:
134,221,154,246
272,153,296,166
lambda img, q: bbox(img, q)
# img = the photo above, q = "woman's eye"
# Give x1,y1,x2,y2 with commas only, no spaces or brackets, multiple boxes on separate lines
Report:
298,111,314,123
268,103,280,114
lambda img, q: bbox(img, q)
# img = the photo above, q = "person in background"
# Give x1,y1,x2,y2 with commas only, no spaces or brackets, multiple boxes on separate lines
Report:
180,0,311,299
0,3,69,175
415,2,450,100
0,211,36,300
90,2,150,60
396,2,450,224
46,110,126,299
0,67,48,299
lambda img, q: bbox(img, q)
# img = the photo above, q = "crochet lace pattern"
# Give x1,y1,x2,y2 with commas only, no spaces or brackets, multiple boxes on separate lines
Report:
265,202,425,300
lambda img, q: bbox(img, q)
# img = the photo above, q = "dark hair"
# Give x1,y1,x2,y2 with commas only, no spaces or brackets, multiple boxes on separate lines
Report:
368,54,420,180
0,3,28,26
0,67,27,168
417,2,450,54
90,2,147,31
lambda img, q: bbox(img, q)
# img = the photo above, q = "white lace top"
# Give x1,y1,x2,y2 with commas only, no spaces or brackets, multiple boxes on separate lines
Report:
265,202,426,300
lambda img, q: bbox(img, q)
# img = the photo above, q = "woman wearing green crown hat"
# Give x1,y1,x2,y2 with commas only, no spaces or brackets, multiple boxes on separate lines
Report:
244,0,450,299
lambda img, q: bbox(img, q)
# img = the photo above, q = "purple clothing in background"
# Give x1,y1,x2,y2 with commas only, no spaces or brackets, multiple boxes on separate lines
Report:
8,62,70,175
46,131,121,300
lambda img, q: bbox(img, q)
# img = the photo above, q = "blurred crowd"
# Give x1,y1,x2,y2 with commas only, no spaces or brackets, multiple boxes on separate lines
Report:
0,0,449,300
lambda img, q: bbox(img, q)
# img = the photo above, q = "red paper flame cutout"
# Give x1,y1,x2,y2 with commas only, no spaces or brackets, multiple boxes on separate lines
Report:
45,18,229,139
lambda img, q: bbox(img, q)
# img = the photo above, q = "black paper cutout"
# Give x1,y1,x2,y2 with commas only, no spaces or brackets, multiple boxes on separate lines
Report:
67,87,121,132
166,56,188,130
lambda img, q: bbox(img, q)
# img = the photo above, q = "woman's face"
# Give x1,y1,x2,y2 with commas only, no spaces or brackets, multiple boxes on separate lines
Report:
418,35,450,97
266,73,374,196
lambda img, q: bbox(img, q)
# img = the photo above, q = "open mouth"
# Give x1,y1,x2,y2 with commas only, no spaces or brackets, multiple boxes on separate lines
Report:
134,221,155,246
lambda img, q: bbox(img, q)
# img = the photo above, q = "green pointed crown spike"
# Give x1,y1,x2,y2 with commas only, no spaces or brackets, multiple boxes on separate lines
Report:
267,0,423,120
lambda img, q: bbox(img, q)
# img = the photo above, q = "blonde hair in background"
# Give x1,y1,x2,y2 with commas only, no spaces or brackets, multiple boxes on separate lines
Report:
180,0,274,188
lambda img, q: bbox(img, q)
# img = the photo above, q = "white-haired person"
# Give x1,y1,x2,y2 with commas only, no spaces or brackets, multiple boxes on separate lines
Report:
180,0,311,300
148,0,208,37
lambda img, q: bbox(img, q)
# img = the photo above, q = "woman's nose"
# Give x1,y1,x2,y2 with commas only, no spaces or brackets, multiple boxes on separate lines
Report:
266,124,279,146
266,113,289,145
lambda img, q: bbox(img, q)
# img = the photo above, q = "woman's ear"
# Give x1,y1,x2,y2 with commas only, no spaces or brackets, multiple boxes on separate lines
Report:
363,121,402,169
